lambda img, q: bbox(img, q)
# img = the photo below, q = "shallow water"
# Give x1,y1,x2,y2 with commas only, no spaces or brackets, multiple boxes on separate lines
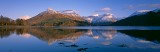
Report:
0,26,160,52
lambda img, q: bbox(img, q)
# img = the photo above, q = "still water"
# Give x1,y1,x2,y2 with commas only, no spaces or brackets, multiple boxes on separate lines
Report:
0,26,160,52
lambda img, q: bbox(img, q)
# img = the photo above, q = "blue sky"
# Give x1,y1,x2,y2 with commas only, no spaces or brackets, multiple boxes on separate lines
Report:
0,0,160,19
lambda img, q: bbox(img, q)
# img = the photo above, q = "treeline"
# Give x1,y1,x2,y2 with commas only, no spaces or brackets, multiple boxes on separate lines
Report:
0,15,27,26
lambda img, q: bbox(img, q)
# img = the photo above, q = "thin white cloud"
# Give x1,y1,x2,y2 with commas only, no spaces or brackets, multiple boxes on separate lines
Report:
61,10,78,14
101,8,111,12
127,5,135,9
148,4,160,7
127,4,160,9
96,7,111,12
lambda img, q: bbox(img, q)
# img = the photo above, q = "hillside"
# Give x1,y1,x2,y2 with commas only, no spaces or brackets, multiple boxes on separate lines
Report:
111,9,160,26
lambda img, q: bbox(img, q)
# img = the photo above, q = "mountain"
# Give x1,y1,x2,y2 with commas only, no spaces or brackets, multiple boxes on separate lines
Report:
38,8,60,15
153,9,160,13
19,16,31,20
111,9,160,26
92,13,117,23
130,10,151,17
84,13,117,26
28,8,89,26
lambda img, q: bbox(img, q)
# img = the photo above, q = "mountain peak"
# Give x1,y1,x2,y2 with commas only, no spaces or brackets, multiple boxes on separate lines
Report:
102,13,114,18
19,16,31,20
84,13,117,25
37,8,59,16
92,14,99,17
47,8,53,11
100,13,117,22
45,8,59,14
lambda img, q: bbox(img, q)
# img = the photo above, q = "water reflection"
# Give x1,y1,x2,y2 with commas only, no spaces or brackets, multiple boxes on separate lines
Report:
0,27,160,52
119,30,160,43
0,27,15,38
86,29,117,40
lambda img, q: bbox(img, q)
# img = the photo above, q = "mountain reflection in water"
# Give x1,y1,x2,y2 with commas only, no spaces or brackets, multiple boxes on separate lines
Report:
0,27,160,52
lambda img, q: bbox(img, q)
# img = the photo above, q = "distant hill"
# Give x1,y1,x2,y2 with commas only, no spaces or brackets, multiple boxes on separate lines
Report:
28,8,89,26
111,9,160,26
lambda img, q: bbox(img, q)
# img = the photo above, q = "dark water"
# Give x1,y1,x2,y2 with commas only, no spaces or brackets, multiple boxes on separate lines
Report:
0,26,160,52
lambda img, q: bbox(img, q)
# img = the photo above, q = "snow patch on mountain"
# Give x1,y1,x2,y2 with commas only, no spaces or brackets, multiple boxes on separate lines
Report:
38,8,60,15
130,10,151,17
92,13,117,23
19,16,31,20
84,13,117,23
92,14,99,16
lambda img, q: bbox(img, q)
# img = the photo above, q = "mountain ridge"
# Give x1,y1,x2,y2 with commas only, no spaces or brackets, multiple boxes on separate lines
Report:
84,13,117,26
111,9,160,26
28,8,89,26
